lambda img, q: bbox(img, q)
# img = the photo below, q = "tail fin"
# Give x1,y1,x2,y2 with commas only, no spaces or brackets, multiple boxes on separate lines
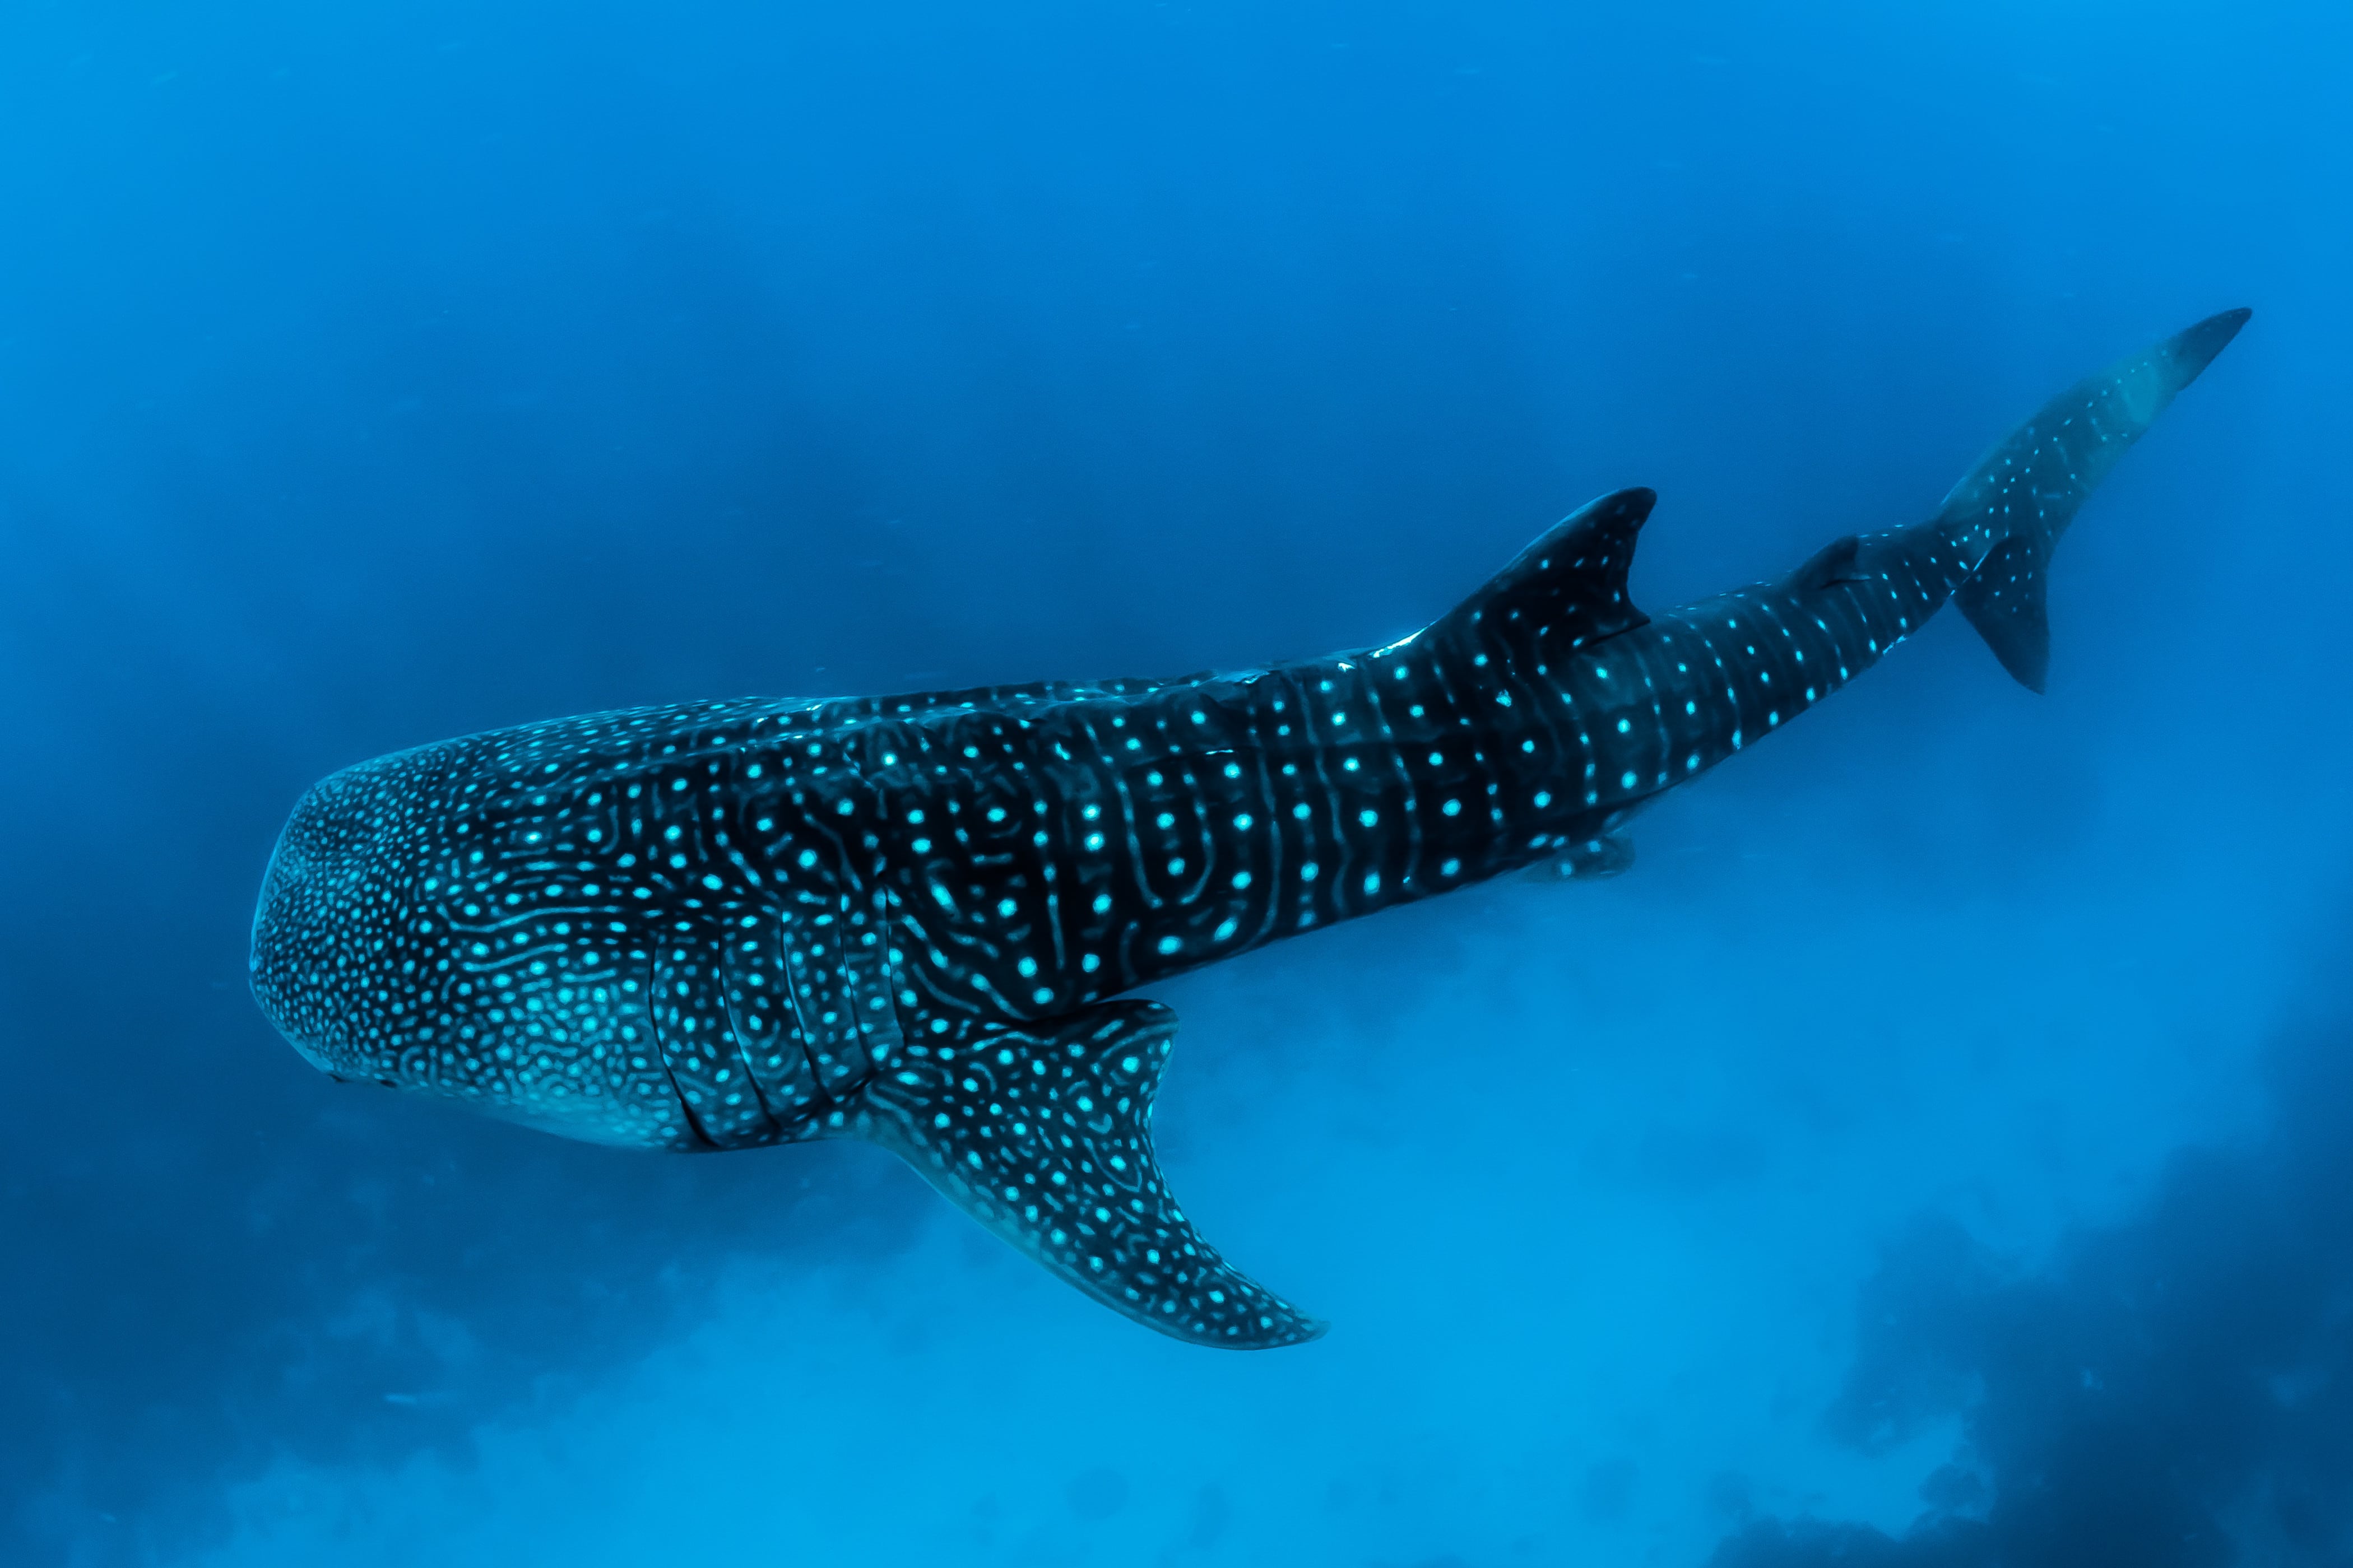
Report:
1947,308,2249,691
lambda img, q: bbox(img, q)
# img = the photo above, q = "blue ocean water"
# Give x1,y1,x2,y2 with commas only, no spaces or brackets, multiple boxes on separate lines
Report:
2,2,2348,1563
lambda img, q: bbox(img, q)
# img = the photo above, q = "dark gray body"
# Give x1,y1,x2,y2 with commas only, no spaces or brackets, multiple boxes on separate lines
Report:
252,310,2247,1347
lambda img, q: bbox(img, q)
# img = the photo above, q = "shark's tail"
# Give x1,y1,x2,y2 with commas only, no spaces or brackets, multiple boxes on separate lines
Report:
1941,308,2249,691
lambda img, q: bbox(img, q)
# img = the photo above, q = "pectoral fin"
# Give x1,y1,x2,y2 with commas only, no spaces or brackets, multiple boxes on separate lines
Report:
857,1001,1325,1348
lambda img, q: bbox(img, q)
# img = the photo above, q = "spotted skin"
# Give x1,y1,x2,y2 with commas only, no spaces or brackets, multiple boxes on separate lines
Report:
253,310,2246,1348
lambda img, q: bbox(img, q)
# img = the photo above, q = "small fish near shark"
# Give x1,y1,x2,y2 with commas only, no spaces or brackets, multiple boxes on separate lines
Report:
251,309,2248,1348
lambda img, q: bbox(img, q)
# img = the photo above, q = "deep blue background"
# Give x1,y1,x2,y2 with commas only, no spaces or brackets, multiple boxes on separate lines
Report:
2,2,2348,1564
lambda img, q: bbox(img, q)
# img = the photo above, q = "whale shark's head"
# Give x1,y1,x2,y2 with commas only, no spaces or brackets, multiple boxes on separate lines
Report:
250,734,693,1150
251,751,430,1085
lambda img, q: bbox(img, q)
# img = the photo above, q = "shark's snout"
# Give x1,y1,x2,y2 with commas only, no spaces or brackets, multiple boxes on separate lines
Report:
251,772,349,1073
248,737,690,1146
250,757,421,1080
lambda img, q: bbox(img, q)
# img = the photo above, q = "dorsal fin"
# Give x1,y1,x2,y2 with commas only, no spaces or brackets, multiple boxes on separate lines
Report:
1788,533,1862,593
1436,487,1656,653
856,1000,1325,1348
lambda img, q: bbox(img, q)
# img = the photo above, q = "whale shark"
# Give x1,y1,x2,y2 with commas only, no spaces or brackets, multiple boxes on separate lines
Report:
252,309,2248,1347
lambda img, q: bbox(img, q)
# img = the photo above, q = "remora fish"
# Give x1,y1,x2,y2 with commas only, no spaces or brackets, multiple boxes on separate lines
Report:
252,310,2247,1347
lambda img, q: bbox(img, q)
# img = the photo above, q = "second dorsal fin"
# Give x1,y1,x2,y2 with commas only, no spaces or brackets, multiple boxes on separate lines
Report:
1436,487,1656,653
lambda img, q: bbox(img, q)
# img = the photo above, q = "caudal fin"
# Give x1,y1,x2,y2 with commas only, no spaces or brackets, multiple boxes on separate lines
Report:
1947,308,2249,691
